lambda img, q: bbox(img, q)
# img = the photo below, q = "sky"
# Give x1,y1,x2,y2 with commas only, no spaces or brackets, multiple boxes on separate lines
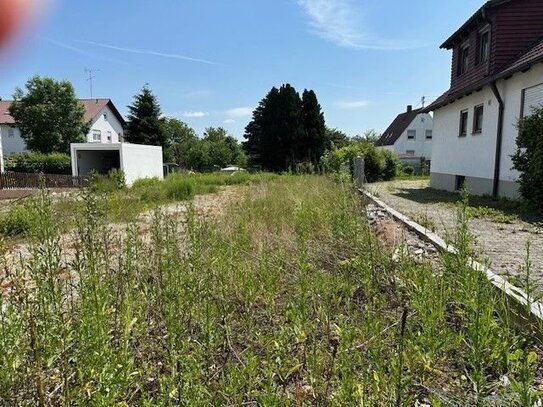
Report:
0,0,485,140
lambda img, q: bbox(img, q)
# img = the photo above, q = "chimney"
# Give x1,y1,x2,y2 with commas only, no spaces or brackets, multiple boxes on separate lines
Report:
407,105,412,113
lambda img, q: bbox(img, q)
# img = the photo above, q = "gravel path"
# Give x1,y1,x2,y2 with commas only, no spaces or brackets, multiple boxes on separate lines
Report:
368,180,543,289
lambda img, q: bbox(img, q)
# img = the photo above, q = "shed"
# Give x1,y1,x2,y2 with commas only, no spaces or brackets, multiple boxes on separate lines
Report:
70,143,163,185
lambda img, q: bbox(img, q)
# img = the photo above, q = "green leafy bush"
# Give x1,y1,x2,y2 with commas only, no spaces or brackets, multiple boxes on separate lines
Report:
512,108,543,208
322,141,400,182
4,152,71,174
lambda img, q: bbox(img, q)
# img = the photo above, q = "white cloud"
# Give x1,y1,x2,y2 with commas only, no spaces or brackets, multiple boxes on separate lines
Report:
297,0,421,50
225,107,254,118
76,40,218,65
182,111,209,118
334,100,370,109
223,119,236,124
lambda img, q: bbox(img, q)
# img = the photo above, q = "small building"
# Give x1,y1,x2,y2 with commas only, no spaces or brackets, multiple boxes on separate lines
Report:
424,0,543,198
0,98,126,156
70,143,164,186
376,105,434,171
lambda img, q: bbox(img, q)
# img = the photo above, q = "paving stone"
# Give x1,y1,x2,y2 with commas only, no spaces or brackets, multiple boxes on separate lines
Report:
368,180,543,292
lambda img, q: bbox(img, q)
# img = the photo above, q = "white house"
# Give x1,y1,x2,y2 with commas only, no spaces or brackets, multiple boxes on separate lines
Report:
376,105,434,168
0,98,126,155
424,0,543,199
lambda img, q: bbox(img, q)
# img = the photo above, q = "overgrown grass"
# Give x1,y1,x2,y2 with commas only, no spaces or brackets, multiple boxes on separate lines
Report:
0,172,279,240
0,176,541,405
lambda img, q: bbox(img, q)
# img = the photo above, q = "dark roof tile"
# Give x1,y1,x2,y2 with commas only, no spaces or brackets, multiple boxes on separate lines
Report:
376,108,422,147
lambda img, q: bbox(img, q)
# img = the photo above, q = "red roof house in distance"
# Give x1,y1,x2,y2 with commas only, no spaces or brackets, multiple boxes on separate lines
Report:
0,98,126,156
424,0,543,198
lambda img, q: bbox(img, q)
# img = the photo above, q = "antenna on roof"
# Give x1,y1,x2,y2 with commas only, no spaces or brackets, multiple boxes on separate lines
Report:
84,68,100,98
421,96,426,108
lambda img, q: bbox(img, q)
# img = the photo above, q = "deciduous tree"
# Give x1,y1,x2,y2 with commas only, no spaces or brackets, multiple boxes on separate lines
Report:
9,76,88,154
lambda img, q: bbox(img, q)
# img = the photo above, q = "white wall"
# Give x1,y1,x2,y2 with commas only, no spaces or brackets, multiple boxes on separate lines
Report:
0,125,27,155
499,63,543,183
431,86,499,179
86,105,124,143
120,143,163,185
431,63,543,186
389,113,434,159
71,143,164,186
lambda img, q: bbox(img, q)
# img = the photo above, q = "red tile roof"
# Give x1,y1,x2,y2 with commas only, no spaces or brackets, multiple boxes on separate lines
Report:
0,98,126,126
376,107,423,147
0,101,15,124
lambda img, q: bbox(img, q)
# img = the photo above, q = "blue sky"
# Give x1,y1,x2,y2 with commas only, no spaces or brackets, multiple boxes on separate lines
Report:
0,0,483,139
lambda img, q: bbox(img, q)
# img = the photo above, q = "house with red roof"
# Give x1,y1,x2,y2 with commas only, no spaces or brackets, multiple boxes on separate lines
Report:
424,0,543,198
0,98,126,155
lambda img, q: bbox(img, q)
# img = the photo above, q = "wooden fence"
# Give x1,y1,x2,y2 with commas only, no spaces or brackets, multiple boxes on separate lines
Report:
0,172,88,190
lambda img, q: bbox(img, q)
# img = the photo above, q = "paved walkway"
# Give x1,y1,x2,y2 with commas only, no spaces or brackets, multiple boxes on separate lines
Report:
368,180,543,289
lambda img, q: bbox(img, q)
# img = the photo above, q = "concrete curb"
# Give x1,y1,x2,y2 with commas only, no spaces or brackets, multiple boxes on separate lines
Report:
360,188,543,324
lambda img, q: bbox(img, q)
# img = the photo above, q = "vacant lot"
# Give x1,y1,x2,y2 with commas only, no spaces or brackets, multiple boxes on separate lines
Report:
1,175,542,405
369,179,543,291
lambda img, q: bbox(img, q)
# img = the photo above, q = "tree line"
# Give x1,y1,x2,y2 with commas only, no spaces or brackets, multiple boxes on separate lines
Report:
7,77,246,171
7,76,394,177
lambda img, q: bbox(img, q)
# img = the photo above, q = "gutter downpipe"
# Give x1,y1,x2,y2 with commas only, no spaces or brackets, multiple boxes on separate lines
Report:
490,81,504,198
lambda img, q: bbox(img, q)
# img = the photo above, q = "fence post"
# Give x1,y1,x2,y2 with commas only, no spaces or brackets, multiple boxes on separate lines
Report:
354,156,365,188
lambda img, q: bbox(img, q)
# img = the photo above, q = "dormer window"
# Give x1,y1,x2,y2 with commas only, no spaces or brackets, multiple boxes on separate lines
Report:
458,43,470,76
477,29,490,64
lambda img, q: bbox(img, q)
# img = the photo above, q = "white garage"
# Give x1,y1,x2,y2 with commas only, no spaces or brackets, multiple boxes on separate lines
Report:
70,143,164,185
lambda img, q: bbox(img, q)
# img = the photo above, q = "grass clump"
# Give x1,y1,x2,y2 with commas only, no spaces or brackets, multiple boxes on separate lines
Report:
0,176,541,405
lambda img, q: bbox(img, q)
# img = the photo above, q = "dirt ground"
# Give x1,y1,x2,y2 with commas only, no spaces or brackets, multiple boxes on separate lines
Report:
1,186,244,273
368,179,543,291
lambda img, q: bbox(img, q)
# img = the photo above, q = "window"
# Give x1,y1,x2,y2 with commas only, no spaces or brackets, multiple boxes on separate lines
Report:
459,110,468,137
455,175,466,191
473,104,484,133
107,131,112,142
458,44,469,75
92,130,101,142
478,30,490,64
425,129,433,139
7,128,14,138
103,113,108,121
407,130,416,140
406,150,415,156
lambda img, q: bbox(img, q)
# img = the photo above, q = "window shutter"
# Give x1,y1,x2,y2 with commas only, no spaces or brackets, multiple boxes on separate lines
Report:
522,83,543,117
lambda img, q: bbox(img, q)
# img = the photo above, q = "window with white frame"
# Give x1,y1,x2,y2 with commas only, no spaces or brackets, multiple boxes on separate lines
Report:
103,113,108,121
7,128,14,138
407,130,416,140
107,131,112,142
425,129,433,139
406,150,415,156
92,130,101,142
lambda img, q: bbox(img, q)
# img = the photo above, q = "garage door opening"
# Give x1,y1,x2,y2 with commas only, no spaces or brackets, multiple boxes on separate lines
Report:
76,150,121,177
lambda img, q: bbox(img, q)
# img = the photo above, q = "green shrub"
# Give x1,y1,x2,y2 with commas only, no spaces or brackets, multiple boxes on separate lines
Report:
402,166,415,176
322,141,399,182
0,200,38,237
163,173,195,201
131,177,165,203
4,152,71,174
89,169,126,193
512,107,543,208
